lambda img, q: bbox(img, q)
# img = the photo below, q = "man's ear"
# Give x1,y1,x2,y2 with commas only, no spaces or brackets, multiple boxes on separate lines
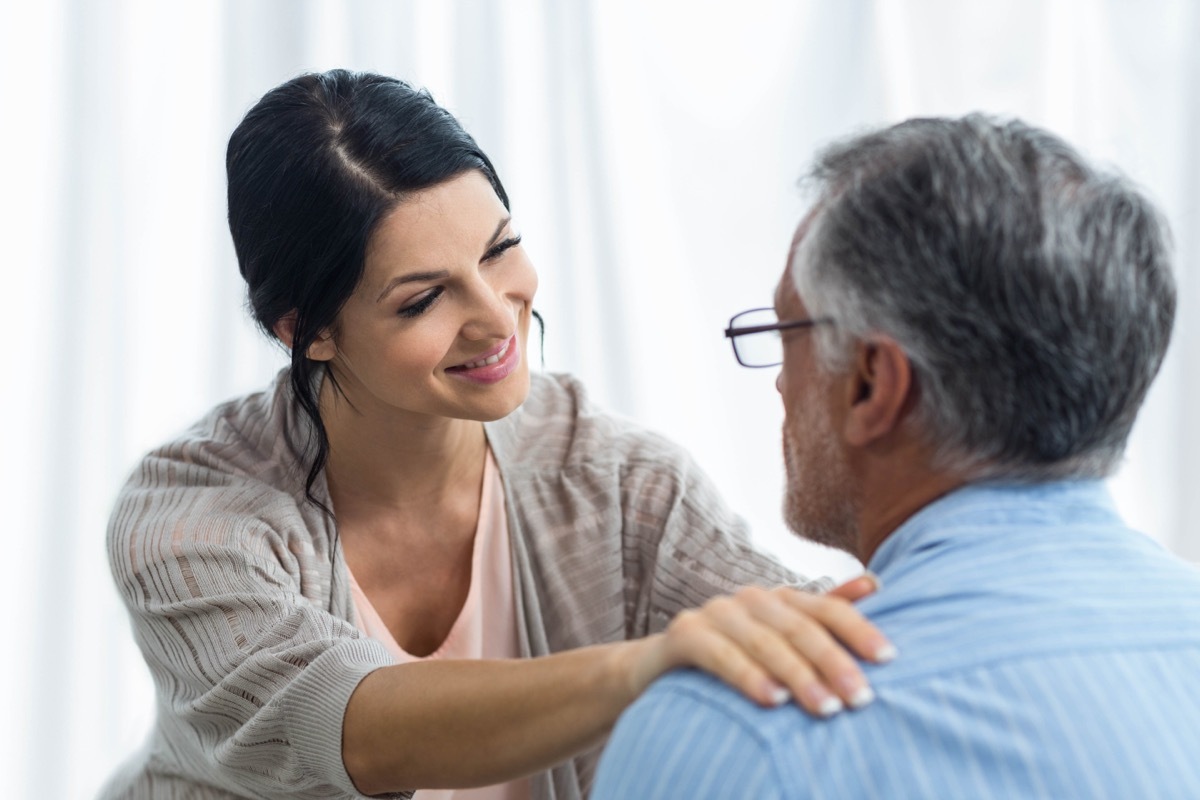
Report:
842,336,912,447
271,312,336,361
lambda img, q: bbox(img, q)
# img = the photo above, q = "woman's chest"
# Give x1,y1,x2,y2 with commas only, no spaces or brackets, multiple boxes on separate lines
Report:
341,515,477,657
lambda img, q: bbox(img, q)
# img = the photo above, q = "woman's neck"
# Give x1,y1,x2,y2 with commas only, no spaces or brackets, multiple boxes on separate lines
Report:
318,378,488,515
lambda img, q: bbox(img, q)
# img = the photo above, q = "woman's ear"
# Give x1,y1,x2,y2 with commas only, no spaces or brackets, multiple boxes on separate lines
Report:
272,312,299,349
843,336,912,447
271,312,336,361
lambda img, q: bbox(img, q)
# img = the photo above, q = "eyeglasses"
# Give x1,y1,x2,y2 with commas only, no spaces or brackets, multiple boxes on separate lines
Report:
724,307,834,368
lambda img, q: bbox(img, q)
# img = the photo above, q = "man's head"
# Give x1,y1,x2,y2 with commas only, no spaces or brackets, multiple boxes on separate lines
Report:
778,114,1176,558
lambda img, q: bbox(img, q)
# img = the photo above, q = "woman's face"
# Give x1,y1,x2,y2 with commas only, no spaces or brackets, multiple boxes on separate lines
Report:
316,170,538,425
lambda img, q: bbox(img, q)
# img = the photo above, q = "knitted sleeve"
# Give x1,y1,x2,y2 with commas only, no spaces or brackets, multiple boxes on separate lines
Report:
108,452,403,799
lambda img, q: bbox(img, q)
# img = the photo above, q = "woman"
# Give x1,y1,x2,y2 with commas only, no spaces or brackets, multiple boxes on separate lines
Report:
103,69,892,799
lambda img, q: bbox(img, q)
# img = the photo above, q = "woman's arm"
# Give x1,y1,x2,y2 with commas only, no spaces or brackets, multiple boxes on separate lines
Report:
343,643,637,794
344,576,890,795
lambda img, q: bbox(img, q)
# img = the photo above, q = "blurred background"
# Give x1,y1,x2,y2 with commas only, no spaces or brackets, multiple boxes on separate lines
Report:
3,0,1198,796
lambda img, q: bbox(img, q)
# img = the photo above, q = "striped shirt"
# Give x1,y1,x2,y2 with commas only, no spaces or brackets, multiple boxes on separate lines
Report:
593,481,1200,799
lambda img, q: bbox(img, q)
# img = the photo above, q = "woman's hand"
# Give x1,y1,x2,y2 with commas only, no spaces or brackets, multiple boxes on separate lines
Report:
623,574,895,717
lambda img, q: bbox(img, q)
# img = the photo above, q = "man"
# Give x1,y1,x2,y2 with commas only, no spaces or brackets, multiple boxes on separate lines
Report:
591,114,1200,799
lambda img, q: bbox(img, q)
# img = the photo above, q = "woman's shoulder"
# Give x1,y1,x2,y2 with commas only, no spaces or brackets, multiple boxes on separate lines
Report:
146,370,300,477
111,370,313,542
488,371,695,473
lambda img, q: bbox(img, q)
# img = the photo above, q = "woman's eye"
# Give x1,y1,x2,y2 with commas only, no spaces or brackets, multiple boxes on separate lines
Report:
483,235,522,262
398,287,443,318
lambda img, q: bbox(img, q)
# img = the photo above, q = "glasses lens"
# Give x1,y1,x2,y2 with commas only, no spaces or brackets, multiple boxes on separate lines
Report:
732,309,782,367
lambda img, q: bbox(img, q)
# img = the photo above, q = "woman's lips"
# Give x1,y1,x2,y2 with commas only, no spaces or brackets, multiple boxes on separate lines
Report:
446,335,521,384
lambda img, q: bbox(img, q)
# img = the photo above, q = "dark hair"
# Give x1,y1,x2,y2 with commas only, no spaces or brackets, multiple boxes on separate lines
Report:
794,113,1176,479
227,69,510,507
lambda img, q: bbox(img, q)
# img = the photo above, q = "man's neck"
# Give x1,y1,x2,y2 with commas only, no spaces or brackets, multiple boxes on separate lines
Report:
855,448,973,565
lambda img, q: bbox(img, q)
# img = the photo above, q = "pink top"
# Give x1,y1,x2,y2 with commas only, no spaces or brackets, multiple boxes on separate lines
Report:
347,448,530,800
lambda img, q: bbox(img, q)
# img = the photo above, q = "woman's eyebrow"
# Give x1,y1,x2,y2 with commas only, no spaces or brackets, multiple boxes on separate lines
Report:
484,215,512,250
376,269,451,303
374,215,513,304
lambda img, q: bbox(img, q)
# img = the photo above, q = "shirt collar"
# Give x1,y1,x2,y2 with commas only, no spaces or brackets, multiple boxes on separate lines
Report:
866,479,1119,576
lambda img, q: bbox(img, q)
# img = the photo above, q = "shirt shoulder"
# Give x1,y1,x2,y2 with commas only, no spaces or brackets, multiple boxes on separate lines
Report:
853,501,1200,688
593,670,797,800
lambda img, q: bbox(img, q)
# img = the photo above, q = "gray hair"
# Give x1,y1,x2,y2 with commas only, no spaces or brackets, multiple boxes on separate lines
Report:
791,114,1176,480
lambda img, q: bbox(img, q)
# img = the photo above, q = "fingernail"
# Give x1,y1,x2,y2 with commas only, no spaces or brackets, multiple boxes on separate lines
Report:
768,686,792,707
848,685,876,709
835,673,867,700
862,570,883,591
818,695,845,717
874,643,898,663
803,685,844,717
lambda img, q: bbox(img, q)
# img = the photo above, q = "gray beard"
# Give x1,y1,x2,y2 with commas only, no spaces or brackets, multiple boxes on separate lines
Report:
782,420,859,556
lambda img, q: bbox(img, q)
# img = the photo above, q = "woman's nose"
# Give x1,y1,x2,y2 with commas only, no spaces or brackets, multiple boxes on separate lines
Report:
461,278,516,340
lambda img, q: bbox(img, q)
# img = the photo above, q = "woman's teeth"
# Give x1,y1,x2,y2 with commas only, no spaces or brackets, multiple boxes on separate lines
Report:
462,341,509,370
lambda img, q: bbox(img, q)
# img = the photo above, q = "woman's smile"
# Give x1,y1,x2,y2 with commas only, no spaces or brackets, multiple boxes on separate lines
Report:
446,334,522,384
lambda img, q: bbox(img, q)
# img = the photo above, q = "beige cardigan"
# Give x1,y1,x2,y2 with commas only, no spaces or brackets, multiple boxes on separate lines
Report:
103,369,825,799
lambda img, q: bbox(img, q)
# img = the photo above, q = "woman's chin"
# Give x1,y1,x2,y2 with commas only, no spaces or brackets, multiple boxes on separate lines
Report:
459,367,532,423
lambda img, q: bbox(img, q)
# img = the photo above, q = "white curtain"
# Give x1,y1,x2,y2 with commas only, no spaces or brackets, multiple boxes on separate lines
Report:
4,1,1197,796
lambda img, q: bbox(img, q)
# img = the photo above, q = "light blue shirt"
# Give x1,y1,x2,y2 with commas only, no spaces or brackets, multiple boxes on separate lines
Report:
593,482,1200,799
